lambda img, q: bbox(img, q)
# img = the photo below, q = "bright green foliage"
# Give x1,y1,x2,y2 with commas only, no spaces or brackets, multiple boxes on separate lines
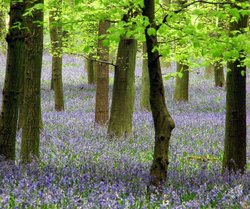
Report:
37,0,250,71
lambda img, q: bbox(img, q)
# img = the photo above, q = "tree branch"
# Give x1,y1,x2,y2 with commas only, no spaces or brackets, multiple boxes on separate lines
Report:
159,0,234,29
83,55,117,67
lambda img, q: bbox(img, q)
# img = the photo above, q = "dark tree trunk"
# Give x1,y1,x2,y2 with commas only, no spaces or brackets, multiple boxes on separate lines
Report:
143,0,175,188
174,63,189,101
0,0,25,160
223,1,248,173
108,37,137,138
21,0,43,163
214,61,225,87
49,0,64,111
140,42,151,111
95,21,110,125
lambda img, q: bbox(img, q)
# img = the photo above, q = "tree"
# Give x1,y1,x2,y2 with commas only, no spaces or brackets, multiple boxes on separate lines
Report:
143,0,175,188
21,0,44,162
86,56,96,84
49,0,64,111
0,1,7,52
223,0,248,173
108,36,137,137
95,21,110,125
140,42,151,111
174,63,189,101
0,0,25,160
214,61,225,87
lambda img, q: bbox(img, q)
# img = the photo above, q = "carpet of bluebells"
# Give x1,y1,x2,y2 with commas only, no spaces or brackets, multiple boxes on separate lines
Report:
0,52,249,208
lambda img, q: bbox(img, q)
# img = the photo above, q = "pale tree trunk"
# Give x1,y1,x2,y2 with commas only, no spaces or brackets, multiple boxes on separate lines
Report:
95,21,110,125
143,0,175,188
108,37,137,138
204,64,214,79
174,63,189,101
0,0,25,160
21,0,43,163
0,2,7,53
223,1,248,173
49,0,64,111
140,42,151,111
214,61,225,87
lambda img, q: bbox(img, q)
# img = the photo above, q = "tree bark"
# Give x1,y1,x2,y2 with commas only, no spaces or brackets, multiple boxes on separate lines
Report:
108,37,137,138
95,21,110,125
204,64,213,79
0,2,7,53
140,42,151,111
86,56,96,84
174,63,189,101
214,61,225,87
49,0,64,111
143,0,175,188
223,1,248,173
21,0,43,163
0,0,25,160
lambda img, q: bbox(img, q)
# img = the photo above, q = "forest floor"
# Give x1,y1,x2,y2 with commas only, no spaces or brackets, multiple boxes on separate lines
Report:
0,52,249,208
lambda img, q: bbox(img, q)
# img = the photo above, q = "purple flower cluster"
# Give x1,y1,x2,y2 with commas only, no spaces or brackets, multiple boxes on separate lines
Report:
0,53,249,208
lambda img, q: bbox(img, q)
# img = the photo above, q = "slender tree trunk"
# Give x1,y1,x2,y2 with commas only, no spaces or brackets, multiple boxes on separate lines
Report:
223,1,248,173
0,2,7,52
174,63,189,101
50,73,54,90
49,0,64,111
143,0,175,188
95,21,110,125
214,61,225,87
204,64,213,79
108,37,137,138
21,0,43,162
86,56,96,84
0,0,25,160
140,42,151,111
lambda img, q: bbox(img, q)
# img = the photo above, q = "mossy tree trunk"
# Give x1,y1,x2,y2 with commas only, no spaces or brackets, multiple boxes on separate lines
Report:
140,42,151,111
49,0,64,111
174,63,189,101
143,0,175,188
108,37,137,138
95,21,110,125
223,2,248,173
21,0,43,163
0,0,25,160
214,61,225,87
0,2,7,52
204,64,213,79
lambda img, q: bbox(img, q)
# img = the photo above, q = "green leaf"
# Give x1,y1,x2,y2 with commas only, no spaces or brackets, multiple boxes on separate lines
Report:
147,27,156,36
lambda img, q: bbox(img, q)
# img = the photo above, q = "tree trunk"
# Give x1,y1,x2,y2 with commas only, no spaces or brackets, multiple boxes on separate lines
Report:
0,2,7,53
223,2,248,173
86,56,96,84
143,0,175,188
204,64,213,79
95,21,110,125
108,37,137,138
214,61,225,87
49,0,64,111
174,63,189,101
0,0,25,160
140,42,151,111
21,0,43,163
17,61,25,130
